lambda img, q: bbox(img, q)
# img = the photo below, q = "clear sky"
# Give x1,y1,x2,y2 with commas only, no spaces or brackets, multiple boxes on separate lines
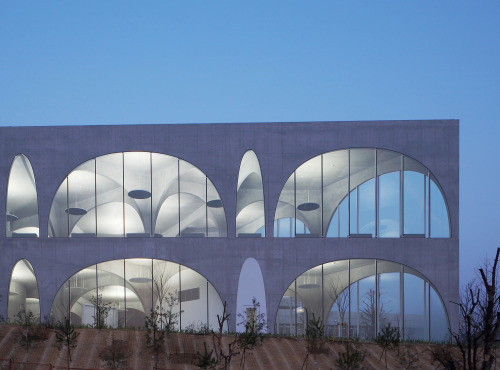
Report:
1,1,499,287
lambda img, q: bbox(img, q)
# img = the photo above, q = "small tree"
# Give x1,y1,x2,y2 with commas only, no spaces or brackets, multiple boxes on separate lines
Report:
306,314,325,354
99,333,129,369
90,291,111,329
55,317,80,369
449,247,500,370
211,301,239,369
375,323,400,368
236,298,267,369
145,308,167,369
335,340,365,370
196,342,217,369
15,306,36,349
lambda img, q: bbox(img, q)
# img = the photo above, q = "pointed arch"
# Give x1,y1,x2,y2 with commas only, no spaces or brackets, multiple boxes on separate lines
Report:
6,154,39,237
8,259,41,323
236,150,265,237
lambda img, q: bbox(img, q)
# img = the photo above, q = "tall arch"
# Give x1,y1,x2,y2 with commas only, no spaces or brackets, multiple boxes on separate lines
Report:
236,150,265,237
8,259,41,323
6,154,39,237
274,149,451,238
48,152,227,238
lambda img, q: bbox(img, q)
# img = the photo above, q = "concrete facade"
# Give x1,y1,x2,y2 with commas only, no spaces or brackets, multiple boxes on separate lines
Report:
0,120,459,332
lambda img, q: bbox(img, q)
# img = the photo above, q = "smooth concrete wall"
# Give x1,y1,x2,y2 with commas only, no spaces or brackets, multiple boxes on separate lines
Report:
0,120,459,332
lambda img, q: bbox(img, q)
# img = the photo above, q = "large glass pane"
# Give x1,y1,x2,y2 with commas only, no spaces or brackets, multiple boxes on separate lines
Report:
124,152,151,237
404,170,425,235
68,160,96,237
276,282,296,335
430,286,449,341
377,261,401,333
125,259,152,328
326,210,339,237
179,265,206,330
69,266,97,326
296,265,323,335
404,272,427,340
8,259,40,323
349,149,375,237
236,150,265,237
323,151,349,236
377,150,401,238
96,153,124,237
358,179,375,236
97,260,125,328
274,174,295,237
49,179,68,237
6,155,39,237
378,172,400,238
430,177,450,237
52,280,70,323
152,154,179,237
207,178,227,237
350,259,376,339
324,261,349,337
208,281,226,332
295,156,322,237
179,160,206,237
153,260,180,331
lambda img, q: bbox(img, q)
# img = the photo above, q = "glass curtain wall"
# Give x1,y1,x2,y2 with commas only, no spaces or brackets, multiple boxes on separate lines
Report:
275,259,449,342
6,154,39,237
8,259,41,323
236,150,265,237
275,149,450,238
51,258,225,331
48,152,227,237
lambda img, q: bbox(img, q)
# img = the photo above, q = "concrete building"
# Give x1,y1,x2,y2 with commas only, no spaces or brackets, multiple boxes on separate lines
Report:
0,120,458,340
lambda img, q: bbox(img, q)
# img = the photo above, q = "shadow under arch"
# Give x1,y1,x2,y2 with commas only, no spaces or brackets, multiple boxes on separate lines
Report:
50,258,226,331
275,259,450,342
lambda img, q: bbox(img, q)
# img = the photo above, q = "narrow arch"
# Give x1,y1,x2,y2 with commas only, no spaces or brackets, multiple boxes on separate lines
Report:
236,150,265,237
8,259,41,323
6,154,39,237
236,258,267,332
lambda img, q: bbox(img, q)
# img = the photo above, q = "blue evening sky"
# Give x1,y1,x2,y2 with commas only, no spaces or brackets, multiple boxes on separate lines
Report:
1,1,499,287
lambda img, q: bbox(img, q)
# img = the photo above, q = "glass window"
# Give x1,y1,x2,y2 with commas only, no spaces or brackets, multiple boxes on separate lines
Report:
275,282,296,335
295,156,322,237
322,150,349,236
96,153,124,237
8,259,40,323
236,150,265,237
152,154,179,237
378,172,400,238
430,177,450,237
404,271,427,340
323,260,349,338
124,152,151,237
49,153,227,238
377,261,401,332
68,160,96,237
274,174,295,237
349,149,375,237
6,155,39,237
430,286,448,341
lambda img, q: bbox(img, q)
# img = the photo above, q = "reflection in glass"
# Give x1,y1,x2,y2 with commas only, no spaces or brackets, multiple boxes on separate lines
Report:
6,155,39,237
236,151,265,237
8,259,40,323
48,152,227,237
274,149,450,239
51,259,224,330
275,259,449,342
